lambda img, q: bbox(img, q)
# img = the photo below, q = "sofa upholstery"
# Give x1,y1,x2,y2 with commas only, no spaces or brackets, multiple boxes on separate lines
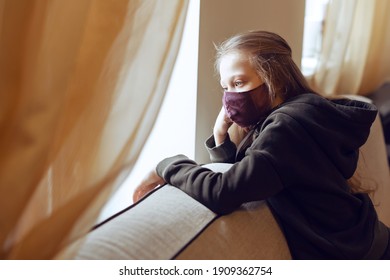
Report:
74,184,217,260
73,163,291,260
367,82,390,163
72,96,390,260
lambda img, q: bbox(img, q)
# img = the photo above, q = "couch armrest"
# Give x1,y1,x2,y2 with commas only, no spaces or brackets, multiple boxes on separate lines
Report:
73,163,291,260
74,185,216,259
175,199,291,259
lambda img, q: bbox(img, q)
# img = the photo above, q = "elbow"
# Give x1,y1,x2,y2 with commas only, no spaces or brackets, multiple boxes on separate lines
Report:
208,204,236,215
211,206,236,215
206,193,240,215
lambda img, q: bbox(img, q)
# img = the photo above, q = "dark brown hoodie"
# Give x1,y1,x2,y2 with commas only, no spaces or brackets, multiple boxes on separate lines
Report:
157,93,388,259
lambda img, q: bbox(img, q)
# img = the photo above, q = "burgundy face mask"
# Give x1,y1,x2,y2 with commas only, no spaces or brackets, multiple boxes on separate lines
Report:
223,83,272,128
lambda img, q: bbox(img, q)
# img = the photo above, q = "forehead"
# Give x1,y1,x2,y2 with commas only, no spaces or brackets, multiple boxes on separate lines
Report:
219,51,256,81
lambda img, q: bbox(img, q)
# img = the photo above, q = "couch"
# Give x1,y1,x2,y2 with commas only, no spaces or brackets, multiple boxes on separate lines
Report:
71,96,390,260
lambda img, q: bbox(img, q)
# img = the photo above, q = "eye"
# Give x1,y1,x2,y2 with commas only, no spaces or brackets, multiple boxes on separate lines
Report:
221,85,228,91
234,81,243,87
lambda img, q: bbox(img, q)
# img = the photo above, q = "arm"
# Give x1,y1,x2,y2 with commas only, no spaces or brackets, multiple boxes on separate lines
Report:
205,133,237,163
156,114,308,215
133,107,235,203
156,150,283,215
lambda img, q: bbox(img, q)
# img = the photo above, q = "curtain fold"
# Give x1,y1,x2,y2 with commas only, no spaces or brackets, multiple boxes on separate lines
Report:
309,0,390,96
0,0,189,259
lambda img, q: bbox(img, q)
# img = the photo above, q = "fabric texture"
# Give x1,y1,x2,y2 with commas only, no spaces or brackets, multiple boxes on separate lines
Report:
309,0,390,95
0,0,189,259
74,185,217,260
74,163,291,260
157,93,389,259
223,84,271,127
175,199,291,260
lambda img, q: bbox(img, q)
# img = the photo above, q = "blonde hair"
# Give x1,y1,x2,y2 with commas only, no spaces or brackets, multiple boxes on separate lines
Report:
214,30,317,101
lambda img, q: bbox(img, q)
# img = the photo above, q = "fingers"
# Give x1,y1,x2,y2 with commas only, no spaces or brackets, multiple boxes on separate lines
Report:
132,169,165,203
133,182,158,203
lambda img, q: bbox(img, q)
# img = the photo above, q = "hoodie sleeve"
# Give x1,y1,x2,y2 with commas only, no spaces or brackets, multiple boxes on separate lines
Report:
156,104,358,215
156,151,283,214
204,133,237,163
156,119,292,214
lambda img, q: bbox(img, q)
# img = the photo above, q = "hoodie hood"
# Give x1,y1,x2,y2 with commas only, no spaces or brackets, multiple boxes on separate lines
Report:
271,93,378,179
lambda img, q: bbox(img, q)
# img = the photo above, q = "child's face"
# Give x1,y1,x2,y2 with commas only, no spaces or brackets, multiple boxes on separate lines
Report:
219,51,263,93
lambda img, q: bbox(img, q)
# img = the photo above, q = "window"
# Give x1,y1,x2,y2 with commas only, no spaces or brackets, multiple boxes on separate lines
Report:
98,0,200,222
301,0,329,76
99,0,322,222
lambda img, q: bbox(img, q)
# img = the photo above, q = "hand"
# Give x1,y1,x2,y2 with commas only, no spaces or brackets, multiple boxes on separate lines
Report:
214,106,233,146
133,168,165,203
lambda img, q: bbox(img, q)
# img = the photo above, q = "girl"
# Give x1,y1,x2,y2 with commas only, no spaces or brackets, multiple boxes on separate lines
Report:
133,30,390,259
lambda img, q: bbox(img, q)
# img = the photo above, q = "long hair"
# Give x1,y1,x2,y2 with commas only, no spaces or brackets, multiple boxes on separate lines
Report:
214,30,317,101
215,31,376,196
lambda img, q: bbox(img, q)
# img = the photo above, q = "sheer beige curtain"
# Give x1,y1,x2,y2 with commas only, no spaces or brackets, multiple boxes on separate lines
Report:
309,0,390,96
0,0,188,259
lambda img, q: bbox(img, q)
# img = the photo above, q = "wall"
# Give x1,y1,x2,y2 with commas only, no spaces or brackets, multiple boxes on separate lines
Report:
195,0,306,162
